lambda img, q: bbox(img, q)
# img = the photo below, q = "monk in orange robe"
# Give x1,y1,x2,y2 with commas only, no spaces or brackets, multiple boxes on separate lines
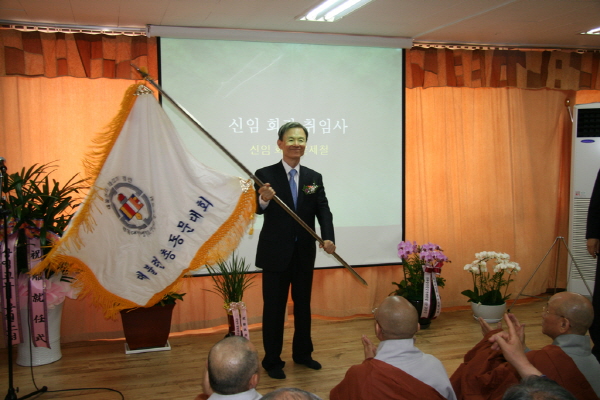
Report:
451,292,600,400
331,296,455,400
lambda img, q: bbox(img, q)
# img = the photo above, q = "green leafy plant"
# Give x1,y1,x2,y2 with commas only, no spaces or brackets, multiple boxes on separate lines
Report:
1,162,86,274
205,252,256,303
461,251,521,305
158,292,186,306
390,241,448,301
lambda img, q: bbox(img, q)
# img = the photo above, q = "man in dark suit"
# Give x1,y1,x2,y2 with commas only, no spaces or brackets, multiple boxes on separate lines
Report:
254,121,336,380
586,168,600,362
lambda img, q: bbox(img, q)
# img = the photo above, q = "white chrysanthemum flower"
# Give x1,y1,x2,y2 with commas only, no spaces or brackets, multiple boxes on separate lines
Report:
464,264,472,271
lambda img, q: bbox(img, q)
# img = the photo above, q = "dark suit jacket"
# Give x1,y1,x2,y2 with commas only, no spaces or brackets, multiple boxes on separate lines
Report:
587,169,600,240
254,161,334,272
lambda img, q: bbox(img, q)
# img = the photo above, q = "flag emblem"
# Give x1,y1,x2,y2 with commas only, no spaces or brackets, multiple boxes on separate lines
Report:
107,179,154,233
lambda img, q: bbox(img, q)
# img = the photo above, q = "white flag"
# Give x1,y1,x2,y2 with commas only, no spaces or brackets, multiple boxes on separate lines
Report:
35,85,255,317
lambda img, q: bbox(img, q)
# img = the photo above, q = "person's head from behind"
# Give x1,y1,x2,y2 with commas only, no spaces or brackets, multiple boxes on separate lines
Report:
502,376,577,400
207,336,259,395
373,296,419,341
261,387,322,400
541,291,594,340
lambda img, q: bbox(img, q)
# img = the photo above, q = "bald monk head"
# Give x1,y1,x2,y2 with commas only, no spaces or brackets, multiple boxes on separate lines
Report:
261,387,322,400
541,292,594,340
373,296,420,341
207,336,260,395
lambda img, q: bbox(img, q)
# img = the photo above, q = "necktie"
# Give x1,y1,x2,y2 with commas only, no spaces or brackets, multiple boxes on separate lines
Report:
289,169,298,210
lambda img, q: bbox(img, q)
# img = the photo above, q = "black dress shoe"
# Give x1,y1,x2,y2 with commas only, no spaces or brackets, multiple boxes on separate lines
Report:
295,359,322,370
267,368,286,379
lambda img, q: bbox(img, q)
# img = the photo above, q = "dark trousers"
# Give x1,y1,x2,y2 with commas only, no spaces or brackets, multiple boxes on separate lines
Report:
591,258,600,362
261,245,314,371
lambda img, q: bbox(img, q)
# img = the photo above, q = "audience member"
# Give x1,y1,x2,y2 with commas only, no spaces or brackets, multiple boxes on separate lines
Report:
194,336,261,400
261,387,322,400
330,295,456,400
450,292,600,400
502,376,577,400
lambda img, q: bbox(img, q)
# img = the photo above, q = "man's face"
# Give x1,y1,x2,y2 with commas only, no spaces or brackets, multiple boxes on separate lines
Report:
541,296,565,339
278,127,307,162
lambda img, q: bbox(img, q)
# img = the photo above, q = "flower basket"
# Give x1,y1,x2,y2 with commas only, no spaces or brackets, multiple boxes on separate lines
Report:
390,241,449,328
462,251,520,322
1,163,84,354
462,251,520,307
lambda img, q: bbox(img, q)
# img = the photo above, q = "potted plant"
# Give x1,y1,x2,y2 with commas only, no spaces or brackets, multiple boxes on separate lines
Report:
390,241,449,328
461,251,521,323
119,291,185,353
205,252,256,337
1,162,85,365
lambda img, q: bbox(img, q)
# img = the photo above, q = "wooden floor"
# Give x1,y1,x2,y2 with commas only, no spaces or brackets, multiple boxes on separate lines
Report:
1,297,555,400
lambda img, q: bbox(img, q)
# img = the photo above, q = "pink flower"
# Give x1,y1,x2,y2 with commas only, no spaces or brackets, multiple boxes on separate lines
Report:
18,273,79,309
397,240,417,258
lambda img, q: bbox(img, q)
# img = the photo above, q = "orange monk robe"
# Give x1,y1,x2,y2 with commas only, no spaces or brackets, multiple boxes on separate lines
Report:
450,330,599,400
330,358,447,400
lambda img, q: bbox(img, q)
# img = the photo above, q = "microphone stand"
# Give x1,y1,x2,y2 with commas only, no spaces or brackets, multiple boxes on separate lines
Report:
1,159,47,400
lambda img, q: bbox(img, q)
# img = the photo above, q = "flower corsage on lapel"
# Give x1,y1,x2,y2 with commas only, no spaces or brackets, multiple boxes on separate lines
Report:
303,182,319,195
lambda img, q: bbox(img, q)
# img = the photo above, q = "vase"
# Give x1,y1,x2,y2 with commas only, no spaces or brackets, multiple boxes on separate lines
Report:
120,303,175,353
408,297,437,329
17,302,64,366
471,302,506,324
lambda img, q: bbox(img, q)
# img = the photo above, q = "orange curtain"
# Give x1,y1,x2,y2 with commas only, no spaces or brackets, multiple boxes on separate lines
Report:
3,36,600,342
406,86,578,307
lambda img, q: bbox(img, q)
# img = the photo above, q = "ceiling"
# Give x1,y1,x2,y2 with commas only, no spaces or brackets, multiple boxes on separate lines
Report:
1,0,600,49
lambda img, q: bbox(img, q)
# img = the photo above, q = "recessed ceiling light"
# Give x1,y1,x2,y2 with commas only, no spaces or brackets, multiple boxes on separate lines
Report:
298,0,375,22
581,27,600,35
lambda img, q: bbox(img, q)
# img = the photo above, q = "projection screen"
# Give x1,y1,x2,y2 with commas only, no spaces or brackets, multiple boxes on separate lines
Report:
160,38,404,273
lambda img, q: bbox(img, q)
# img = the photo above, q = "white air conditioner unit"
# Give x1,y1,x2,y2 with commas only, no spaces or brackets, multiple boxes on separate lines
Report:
567,103,600,297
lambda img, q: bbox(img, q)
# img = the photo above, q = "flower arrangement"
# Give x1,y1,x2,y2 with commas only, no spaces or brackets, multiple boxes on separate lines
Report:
462,251,521,305
205,252,256,337
1,162,86,275
390,241,449,301
302,183,319,195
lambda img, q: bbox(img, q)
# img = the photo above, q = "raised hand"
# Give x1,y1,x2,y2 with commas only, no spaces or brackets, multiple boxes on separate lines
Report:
489,314,540,378
361,334,377,359
478,316,503,336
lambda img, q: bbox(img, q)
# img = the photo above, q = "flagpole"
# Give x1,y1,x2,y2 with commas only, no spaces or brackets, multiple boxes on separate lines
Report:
131,65,367,286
